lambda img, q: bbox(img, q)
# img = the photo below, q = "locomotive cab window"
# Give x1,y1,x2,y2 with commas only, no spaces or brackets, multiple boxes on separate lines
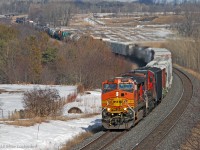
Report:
119,83,133,92
103,84,117,93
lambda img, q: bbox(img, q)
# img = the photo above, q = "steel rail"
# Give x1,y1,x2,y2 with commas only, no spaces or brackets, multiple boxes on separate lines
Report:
79,130,127,150
131,67,193,150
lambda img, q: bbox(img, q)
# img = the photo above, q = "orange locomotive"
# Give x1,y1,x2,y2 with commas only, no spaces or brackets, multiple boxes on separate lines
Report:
101,67,164,129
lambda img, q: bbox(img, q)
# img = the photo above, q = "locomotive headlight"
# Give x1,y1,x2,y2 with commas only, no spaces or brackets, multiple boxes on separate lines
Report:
107,108,111,112
116,92,119,97
123,107,127,111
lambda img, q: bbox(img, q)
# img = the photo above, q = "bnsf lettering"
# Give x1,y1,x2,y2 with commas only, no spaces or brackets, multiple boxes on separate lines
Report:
113,101,122,103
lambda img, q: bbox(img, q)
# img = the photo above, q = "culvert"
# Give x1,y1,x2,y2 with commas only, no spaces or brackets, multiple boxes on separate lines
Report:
68,107,82,113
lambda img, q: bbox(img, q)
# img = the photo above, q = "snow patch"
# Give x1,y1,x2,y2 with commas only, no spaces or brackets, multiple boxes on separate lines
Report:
0,84,102,149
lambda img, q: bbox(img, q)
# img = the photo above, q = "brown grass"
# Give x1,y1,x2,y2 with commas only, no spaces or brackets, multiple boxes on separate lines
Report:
0,89,7,94
5,113,100,127
61,125,102,150
173,64,200,80
10,111,21,120
152,15,184,24
52,113,100,121
174,65,200,150
6,117,48,127
0,118,9,121
181,122,200,150
101,18,138,27
61,131,93,150
164,38,200,73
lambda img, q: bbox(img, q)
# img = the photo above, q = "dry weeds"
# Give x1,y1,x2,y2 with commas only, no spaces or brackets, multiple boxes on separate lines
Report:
61,131,93,150
152,15,184,24
10,111,21,120
0,118,8,121
102,18,137,26
6,117,48,127
181,122,200,150
5,113,100,127
164,38,200,73
173,64,200,80
173,65,200,150
51,113,100,121
0,89,7,94
61,125,102,150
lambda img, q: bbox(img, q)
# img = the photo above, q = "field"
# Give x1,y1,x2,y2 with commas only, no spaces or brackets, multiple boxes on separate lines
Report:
67,13,182,45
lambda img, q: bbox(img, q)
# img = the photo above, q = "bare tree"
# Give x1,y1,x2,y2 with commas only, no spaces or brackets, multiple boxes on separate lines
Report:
28,2,72,27
176,3,200,37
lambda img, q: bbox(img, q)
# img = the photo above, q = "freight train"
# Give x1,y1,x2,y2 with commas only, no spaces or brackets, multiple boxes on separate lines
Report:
15,18,74,41
101,45,172,129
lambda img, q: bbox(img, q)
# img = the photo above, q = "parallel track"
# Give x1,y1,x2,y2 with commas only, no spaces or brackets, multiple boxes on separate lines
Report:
79,130,127,150
131,67,193,150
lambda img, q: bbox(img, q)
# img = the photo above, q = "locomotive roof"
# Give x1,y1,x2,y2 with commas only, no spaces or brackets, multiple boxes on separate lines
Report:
130,76,145,84
122,75,145,84
130,67,162,74
148,67,161,73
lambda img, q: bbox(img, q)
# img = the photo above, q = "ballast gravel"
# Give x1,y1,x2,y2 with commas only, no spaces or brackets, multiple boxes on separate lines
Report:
156,69,200,150
72,73,184,150
105,73,183,150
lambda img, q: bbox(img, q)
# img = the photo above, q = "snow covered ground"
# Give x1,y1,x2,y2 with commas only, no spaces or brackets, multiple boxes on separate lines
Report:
63,90,102,115
0,84,102,150
0,115,101,150
0,84,77,118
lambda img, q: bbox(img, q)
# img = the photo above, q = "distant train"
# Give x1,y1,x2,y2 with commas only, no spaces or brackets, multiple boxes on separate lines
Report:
47,28,72,41
15,17,75,41
101,44,172,129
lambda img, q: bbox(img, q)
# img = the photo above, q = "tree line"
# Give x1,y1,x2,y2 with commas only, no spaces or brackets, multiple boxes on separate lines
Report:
165,3,200,73
0,1,198,27
0,24,132,89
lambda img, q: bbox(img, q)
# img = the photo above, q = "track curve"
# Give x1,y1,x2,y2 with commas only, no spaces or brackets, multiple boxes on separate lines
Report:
73,67,193,150
131,67,193,150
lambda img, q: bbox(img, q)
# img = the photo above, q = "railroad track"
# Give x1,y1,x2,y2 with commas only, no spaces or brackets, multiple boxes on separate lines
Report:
79,130,127,150
78,68,193,150
131,67,193,150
